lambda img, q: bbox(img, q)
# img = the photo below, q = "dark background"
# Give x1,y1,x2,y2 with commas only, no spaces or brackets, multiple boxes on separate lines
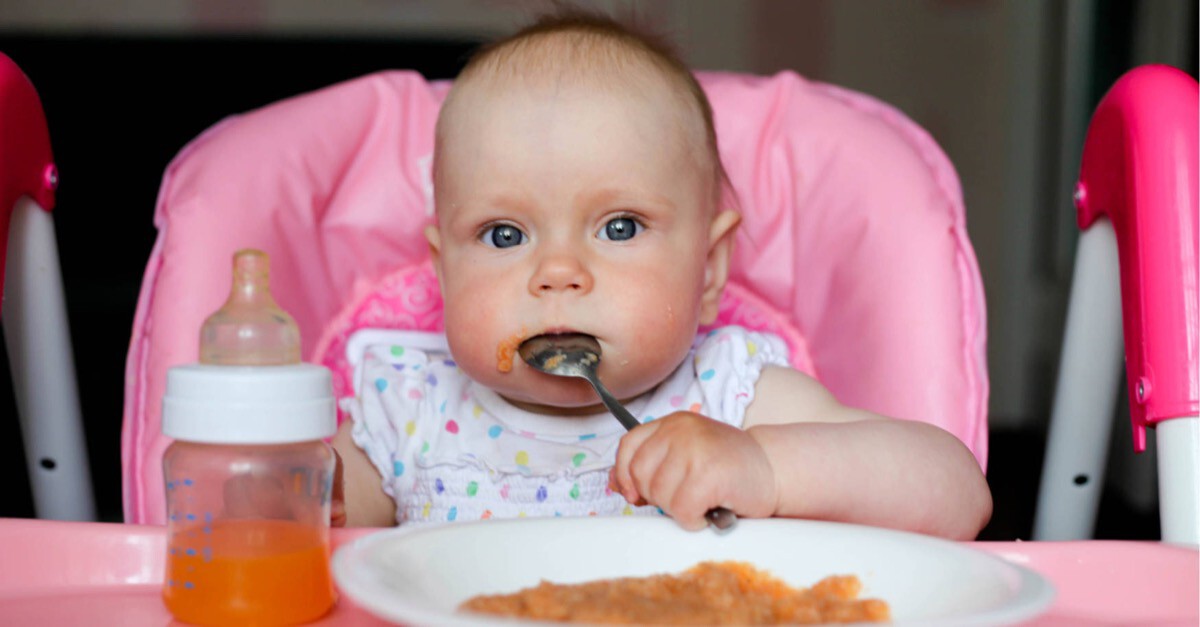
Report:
0,28,1175,540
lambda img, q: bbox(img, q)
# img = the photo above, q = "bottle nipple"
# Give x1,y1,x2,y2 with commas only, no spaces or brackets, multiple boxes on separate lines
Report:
199,249,301,366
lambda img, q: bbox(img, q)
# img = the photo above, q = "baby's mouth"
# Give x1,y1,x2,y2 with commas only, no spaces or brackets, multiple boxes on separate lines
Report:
496,328,598,374
494,328,582,372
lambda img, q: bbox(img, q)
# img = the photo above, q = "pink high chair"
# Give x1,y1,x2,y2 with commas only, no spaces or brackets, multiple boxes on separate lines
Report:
120,69,991,525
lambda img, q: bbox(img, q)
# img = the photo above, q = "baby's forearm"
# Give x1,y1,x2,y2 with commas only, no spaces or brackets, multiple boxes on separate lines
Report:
747,417,992,540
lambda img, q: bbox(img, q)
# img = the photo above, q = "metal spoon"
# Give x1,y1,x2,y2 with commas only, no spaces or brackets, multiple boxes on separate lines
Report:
518,333,737,531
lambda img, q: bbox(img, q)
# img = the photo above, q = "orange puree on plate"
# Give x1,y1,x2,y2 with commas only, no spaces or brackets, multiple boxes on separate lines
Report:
163,518,334,626
496,333,524,372
460,561,890,624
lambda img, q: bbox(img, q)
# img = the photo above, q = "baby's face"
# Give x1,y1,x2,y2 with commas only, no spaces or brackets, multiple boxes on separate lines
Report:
429,75,728,412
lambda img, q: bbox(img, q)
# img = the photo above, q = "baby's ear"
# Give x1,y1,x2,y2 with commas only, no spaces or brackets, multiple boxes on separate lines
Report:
424,224,444,286
699,210,741,325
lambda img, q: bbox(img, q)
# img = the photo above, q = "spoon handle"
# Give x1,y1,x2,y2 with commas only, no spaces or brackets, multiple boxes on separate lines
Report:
582,371,642,431
583,372,738,532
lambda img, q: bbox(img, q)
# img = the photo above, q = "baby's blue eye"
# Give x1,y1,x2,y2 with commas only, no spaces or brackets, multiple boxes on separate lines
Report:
482,224,526,248
599,217,641,241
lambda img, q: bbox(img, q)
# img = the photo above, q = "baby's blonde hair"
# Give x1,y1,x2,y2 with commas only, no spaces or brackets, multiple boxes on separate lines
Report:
435,6,733,211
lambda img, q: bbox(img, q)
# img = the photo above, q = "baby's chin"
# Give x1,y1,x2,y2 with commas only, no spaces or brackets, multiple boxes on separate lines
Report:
502,395,611,417
475,369,650,415
527,386,661,416
491,377,603,411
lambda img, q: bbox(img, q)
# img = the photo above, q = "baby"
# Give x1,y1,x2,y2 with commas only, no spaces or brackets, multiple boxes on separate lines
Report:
331,10,992,540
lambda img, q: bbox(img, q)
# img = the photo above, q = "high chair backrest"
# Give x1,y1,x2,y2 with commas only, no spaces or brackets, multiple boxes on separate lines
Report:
1,52,94,521
123,70,988,525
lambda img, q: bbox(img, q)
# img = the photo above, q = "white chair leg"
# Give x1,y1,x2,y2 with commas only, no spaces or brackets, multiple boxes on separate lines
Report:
1157,417,1199,546
2,196,96,521
1033,219,1124,540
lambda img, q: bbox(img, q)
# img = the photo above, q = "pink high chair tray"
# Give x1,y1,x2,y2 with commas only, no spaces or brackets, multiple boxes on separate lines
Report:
0,518,1195,626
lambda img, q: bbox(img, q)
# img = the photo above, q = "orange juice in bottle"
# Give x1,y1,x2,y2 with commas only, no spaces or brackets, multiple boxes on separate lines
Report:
162,249,336,626
163,518,333,625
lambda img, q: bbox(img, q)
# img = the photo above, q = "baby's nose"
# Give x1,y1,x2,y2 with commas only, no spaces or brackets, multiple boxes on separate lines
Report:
529,250,593,295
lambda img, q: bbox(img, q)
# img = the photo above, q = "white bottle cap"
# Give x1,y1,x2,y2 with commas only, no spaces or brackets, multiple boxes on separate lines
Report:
162,363,336,444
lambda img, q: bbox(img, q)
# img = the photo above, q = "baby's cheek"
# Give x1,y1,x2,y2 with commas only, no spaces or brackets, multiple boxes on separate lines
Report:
609,322,696,396
443,309,500,378
630,299,700,350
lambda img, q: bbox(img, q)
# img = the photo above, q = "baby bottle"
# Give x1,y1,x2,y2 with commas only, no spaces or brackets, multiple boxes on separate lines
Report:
161,249,337,626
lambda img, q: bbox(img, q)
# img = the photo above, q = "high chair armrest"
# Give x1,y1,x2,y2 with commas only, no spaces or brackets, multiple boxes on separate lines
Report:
0,52,59,300
1074,64,1199,451
1,52,94,521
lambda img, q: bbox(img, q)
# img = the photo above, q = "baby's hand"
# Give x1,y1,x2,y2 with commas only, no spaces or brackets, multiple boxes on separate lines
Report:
610,411,778,531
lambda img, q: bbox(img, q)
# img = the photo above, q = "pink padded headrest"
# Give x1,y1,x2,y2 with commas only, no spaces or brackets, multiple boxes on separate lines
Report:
123,70,987,524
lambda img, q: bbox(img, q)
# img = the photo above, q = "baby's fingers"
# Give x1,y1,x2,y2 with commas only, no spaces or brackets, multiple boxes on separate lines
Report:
666,472,723,531
645,454,714,530
613,421,662,504
607,468,647,506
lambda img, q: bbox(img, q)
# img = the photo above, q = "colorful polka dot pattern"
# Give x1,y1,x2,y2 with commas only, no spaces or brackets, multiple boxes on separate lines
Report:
345,325,788,526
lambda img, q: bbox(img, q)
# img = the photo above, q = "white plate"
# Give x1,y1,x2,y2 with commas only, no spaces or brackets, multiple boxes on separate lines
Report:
333,517,1054,626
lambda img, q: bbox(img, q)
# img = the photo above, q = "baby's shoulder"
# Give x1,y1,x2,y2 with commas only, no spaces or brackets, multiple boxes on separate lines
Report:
664,326,792,427
693,325,790,367
360,341,454,371
353,333,469,412
349,330,459,382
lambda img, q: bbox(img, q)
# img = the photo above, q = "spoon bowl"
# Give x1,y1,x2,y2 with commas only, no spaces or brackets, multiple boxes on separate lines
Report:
517,333,640,430
518,333,738,531
517,333,603,378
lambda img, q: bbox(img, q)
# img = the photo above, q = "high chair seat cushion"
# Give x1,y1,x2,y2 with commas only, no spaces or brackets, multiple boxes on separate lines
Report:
123,70,987,525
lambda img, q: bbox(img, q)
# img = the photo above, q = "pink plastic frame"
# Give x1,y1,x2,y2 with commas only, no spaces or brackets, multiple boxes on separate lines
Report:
1075,64,1199,452
0,52,58,298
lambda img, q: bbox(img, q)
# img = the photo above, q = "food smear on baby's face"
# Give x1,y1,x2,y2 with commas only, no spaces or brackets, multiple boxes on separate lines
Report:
496,332,525,373
459,561,890,624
